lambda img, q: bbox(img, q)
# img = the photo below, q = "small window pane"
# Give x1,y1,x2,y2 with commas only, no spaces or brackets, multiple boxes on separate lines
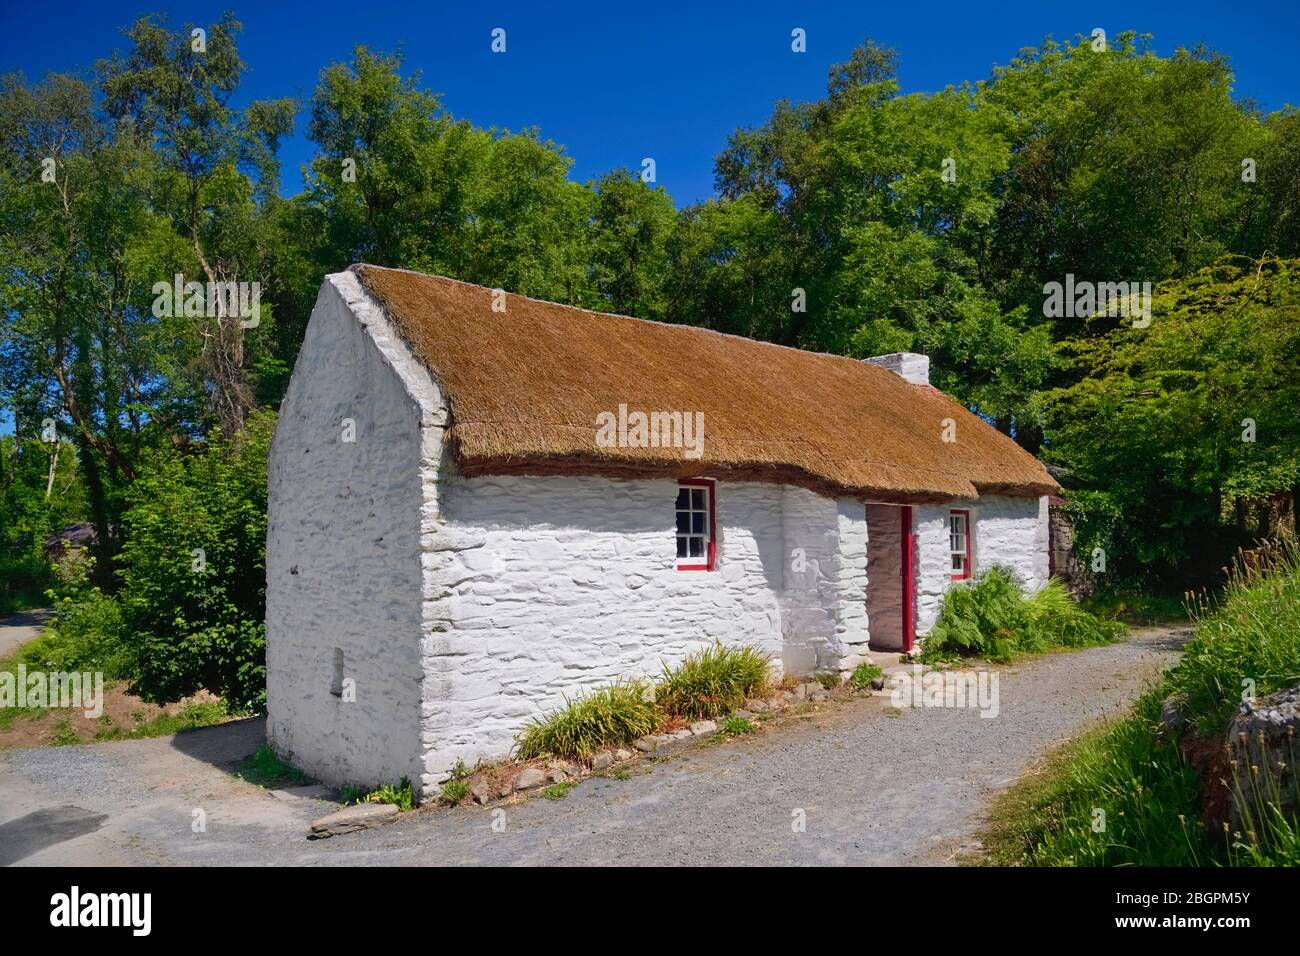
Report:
676,488,689,509
691,488,704,509
691,512,705,533
677,512,690,533
689,536,704,558
677,537,688,558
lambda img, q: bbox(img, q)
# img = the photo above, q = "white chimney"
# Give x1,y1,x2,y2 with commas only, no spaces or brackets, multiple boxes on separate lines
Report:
864,352,930,386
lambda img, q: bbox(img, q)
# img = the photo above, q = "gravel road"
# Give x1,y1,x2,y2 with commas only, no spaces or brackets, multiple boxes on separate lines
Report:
0,627,1187,866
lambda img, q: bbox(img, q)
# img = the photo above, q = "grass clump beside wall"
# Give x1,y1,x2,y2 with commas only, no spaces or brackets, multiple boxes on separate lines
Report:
516,644,773,761
656,643,771,719
923,568,1122,662
516,680,660,761
982,539,1300,867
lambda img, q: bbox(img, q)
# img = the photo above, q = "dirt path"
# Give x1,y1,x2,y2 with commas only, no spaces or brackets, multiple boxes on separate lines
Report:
0,608,53,660
0,627,1187,866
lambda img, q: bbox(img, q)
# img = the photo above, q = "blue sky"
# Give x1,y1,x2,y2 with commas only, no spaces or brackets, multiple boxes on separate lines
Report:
1,0,1296,207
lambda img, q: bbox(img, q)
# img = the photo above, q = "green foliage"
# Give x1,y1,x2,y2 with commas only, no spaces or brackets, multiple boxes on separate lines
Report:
440,778,469,804
116,412,274,712
1025,578,1127,649
1168,539,1300,733
516,681,660,761
51,720,80,746
721,716,755,736
656,643,772,720
923,567,1120,662
346,777,414,812
541,781,576,800
849,662,883,689
985,543,1300,866
1049,259,1300,587
236,744,310,788
19,580,129,677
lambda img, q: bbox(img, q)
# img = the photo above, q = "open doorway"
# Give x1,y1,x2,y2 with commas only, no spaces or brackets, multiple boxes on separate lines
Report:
866,503,916,652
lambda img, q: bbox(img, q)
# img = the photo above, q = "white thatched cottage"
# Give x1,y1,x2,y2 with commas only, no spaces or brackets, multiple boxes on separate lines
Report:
266,265,1057,797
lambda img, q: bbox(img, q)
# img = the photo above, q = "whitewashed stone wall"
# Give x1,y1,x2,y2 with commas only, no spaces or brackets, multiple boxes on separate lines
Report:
421,476,871,783
778,488,869,675
266,273,447,796
422,477,784,782
914,495,1050,637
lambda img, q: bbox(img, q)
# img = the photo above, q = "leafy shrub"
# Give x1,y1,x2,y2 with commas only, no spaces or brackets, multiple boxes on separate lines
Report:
849,662,883,689
656,643,772,719
19,582,130,677
923,566,1034,661
116,412,274,712
923,567,1120,662
0,552,55,616
516,680,660,761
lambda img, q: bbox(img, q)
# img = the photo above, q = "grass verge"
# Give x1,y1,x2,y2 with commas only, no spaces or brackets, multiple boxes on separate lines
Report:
976,539,1300,866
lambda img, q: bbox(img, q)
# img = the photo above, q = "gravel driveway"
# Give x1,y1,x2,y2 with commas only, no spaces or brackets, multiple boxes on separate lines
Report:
0,628,1186,866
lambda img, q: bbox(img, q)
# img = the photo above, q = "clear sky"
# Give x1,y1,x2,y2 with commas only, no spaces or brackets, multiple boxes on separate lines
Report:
1,0,1296,207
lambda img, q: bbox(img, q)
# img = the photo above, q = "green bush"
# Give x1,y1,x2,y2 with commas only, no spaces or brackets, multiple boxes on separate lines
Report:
923,567,1120,662
849,662,883,689
0,552,55,616
18,583,130,677
721,715,754,736
516,680,660,761
656,643,772,719
116,412,274,712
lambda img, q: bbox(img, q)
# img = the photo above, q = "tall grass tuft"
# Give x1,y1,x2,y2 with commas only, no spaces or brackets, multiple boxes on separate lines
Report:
1168,538,1300,733
516,680,660,761
656,643,772,719
982,536,1300,867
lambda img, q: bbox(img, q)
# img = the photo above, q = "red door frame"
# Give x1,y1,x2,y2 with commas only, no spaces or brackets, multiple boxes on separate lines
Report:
901,505,916,652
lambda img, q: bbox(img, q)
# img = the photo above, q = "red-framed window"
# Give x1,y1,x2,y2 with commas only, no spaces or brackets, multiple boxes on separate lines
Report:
676,479,716,570
950,509,972,580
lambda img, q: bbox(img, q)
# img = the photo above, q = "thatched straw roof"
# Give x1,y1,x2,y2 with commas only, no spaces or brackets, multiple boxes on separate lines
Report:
352,265,1058,503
